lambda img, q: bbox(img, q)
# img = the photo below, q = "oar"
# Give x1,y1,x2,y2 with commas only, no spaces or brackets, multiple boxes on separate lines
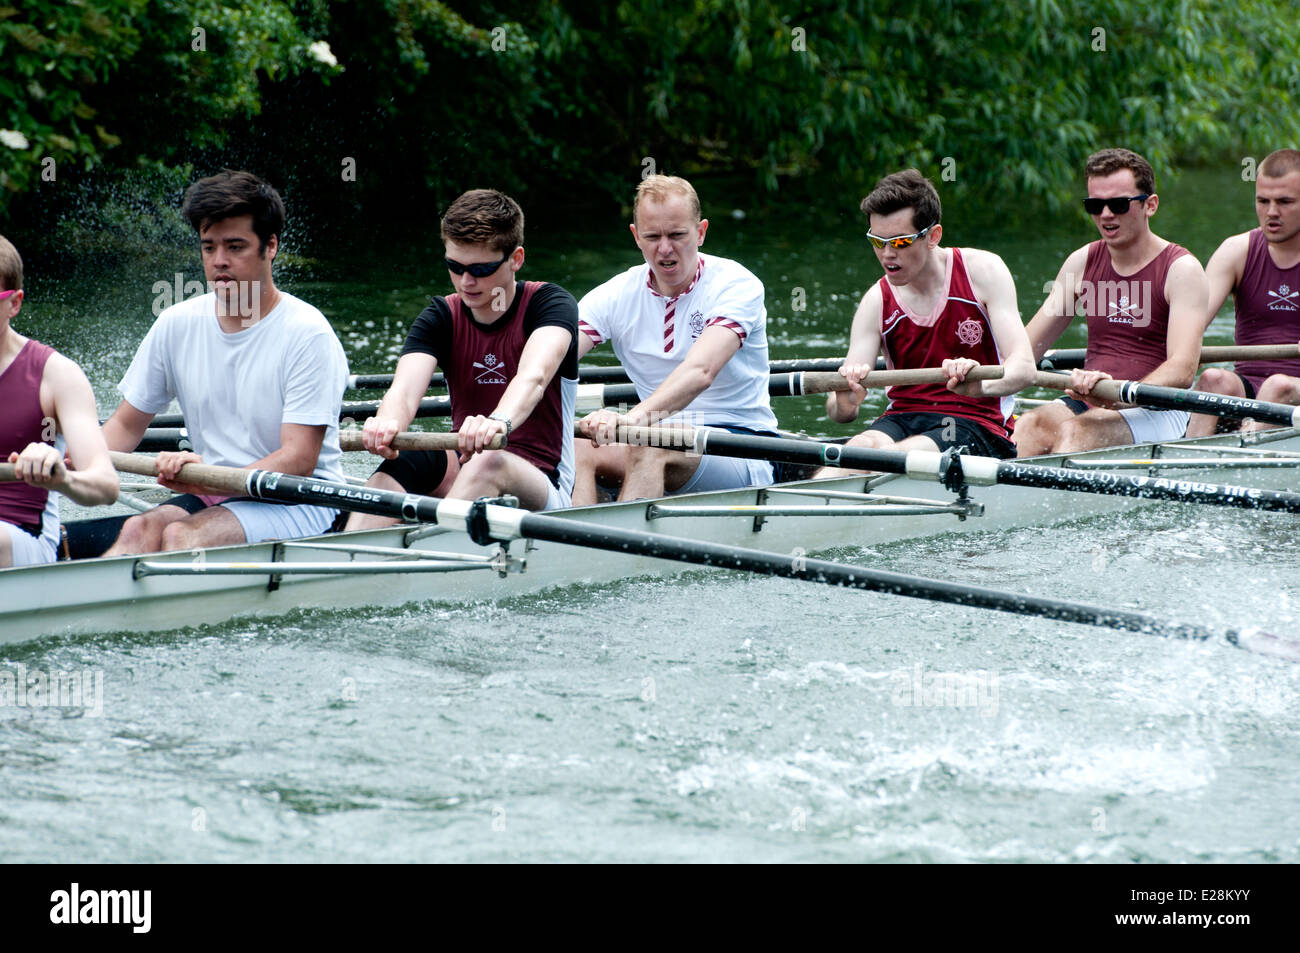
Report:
100,453,1300,661
607,425,1300,514
346,352,1099,392
337,431,505,452
1033,372,1300,427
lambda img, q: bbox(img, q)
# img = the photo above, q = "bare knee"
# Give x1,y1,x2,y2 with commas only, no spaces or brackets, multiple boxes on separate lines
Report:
160,519,202,552
1194,367,1243,396
1257,374,1300,404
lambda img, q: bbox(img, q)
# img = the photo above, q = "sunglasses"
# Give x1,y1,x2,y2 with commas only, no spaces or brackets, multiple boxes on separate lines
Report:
866,223,935,249
0,289,18,301
445,249,515,278
1082,194,1150,216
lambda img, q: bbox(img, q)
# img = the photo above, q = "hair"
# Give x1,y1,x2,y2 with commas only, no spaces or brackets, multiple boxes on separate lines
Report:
859,169,942,231
439,189,524,255
633,175,701,225
181,169,285,253
1259,148,1300,179
0,234,22,292
1084,148,1156,195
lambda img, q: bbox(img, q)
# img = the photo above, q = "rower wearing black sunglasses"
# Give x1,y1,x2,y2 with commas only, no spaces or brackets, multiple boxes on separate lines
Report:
346,189,580,523
1014,148,1210,457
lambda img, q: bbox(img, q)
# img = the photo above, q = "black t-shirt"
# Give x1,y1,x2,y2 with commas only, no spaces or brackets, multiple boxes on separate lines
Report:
401,281,579,380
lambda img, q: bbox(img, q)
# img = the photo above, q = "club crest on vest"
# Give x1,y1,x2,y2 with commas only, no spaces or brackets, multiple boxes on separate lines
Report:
688,310,706,339
474,352,507,385
955,317,984,346
1268,284,1298,310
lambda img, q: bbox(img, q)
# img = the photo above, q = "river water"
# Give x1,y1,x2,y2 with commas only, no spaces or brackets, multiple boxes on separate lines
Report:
4,169,1298,863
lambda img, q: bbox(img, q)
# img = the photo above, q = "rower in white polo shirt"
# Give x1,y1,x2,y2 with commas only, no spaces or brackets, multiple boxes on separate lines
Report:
574,174,777,503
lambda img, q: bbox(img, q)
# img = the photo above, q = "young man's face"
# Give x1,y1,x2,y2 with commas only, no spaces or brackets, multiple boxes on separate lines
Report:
631,195,708,294
1256,171,1300,245
444,239,521,316
1085,169,1155,249
868,208,940,287
200,214,276,304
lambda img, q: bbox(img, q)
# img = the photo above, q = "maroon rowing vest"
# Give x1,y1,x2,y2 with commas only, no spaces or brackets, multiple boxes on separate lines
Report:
444,281,563,475
878,248,1015,440
1082,240,1189,380
0,338,55,529
1233,228,1300,386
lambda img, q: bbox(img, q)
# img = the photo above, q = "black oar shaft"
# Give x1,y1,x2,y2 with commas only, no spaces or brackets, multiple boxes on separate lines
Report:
676,429,1300,514
126,462,1291,659
514,511,1224,643
1116,381,1300,427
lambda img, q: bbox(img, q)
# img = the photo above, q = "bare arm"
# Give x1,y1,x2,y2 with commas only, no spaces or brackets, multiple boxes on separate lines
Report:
22,353,118,506
826,285,882,423
624,324,741,424
1143,253,1210,389
1204,232,1249,324
962,249,1036,396
1024,245,1089,362
361,352,438,459
101,398,156,453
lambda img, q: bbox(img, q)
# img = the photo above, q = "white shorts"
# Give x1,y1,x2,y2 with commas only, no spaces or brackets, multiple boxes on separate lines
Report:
675,449,774,495
2,520,58,567
542,480,571,511
220,501,338,543
1118,407,1190,444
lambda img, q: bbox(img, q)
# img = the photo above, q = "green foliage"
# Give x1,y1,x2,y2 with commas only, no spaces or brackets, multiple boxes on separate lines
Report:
3,0,1298,225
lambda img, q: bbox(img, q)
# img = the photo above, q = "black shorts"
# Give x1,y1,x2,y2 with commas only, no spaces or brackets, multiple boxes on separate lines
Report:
869,412,1017,459
375,448,561,493
376,449,454,494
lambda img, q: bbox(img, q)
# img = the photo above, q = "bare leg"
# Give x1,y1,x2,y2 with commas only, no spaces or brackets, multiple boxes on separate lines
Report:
103,503,197,556
159,505,247,551
1054,408,1136,453
571,441,629,506
448,449,555,510
1241,373,1300,432
1012,403,1077,457
1186,367,1246,438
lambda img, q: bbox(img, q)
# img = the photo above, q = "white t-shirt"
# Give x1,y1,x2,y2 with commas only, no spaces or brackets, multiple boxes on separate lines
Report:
119,292,348,482
578,254,777,430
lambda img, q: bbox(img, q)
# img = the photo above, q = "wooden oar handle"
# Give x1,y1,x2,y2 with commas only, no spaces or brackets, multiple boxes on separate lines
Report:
1032,371,1125,402
1201,344,1300,362
0,463,17,482
801,366,1007,394
338,430,506,452
109,451,252,495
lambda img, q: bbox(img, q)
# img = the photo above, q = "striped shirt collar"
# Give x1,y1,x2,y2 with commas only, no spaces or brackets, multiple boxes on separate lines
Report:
645,255,705,303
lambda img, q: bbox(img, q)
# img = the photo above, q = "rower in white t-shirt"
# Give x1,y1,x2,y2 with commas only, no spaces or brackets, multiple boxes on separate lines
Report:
575,175,777,503
100,170,348,555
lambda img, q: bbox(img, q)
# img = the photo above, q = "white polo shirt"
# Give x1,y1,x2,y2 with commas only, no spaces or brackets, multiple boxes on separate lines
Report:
119,292,349,483
578,254,777,431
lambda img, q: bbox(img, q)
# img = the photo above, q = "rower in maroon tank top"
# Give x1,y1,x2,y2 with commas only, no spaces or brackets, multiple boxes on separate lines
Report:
0,234,117,567
346,189,579,529
1015,148,1210,456
1186,149,1300,437
816,169,1036,476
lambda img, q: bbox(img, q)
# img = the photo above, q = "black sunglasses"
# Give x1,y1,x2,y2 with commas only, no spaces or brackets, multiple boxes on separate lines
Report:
445,249,514,277
1082,194,1150,216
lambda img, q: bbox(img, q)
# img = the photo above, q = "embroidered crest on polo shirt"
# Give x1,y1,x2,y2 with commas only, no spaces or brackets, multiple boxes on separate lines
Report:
956,317,983,346
474,352,508,385
1268,284,1299,310
688,310,706,339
